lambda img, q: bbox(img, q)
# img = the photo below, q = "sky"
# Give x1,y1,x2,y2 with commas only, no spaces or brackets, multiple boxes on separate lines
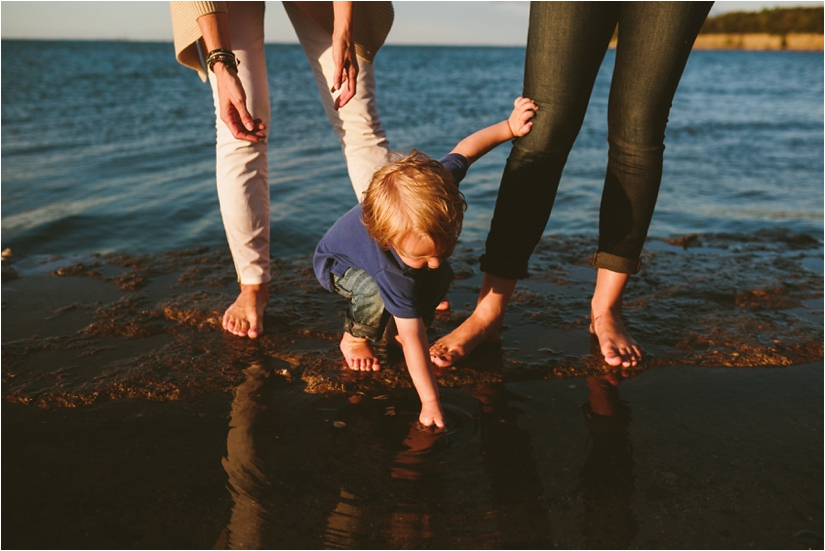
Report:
2,1,823,46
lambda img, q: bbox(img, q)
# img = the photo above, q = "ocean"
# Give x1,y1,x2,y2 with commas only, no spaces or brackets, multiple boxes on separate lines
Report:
2,41,823,258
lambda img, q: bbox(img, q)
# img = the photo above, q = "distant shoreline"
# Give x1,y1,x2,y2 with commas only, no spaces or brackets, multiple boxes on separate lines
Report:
610,33,823,51
2,36,824,51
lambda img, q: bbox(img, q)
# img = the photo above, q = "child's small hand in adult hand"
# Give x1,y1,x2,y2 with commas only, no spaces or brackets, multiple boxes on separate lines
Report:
508,96,538,138
418,399,446,431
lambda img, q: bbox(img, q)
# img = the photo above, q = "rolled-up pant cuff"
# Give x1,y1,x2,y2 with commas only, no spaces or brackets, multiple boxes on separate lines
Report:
343,318,387,344
593,251,641,275
478,254,530,280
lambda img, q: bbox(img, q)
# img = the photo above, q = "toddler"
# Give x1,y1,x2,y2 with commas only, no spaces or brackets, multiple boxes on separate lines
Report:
314,97,537,428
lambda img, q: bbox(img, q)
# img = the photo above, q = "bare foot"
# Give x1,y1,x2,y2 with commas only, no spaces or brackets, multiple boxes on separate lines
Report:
429,312,501,367
223,283,268,339
435,298,450,311
340,332,381,371
590,309,644,368
429,274,516,367
590,268,643,368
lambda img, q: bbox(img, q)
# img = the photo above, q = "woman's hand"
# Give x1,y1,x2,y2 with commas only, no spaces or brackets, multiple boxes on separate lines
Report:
508,96,538,138
214,63,266,142
331,2,358,110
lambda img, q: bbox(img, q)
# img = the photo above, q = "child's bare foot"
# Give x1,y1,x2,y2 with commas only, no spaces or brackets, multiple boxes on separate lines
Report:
418,399,445,430
590,308,644,368
223,283,268,339
340,332,381,371
435,298,450,311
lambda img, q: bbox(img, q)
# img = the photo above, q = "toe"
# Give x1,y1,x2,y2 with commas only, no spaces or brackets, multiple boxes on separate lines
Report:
604,350,623,367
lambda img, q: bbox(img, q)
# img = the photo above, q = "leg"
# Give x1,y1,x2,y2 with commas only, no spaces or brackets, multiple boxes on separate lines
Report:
591,1,712,365
285,3,390,201
333,268,391,371
432,3,619,366
209,2,271,338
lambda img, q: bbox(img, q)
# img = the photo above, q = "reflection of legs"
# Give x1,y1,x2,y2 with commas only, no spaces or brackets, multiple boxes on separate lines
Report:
209,2,271,338
431,3,617,367
471,384,551,547
285,3,390,201
579,375,636,548
591,1,711,366
333,268,391,371
219,361,277,549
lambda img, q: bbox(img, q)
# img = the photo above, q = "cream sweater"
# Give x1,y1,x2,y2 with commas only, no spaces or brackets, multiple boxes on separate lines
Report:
170,1,394,82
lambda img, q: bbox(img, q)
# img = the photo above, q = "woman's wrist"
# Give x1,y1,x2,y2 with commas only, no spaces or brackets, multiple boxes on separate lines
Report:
206,48,239,73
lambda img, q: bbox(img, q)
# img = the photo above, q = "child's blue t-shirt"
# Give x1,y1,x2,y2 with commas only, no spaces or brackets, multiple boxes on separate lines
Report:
313,153,469,319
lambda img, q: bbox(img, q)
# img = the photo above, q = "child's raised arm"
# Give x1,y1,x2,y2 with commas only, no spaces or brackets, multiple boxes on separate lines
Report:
450,97,537,165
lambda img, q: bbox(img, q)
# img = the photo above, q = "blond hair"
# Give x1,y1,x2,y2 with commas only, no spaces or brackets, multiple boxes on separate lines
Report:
362,150,467,257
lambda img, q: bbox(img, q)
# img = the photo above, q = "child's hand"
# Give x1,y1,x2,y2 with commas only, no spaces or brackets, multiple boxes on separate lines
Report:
418,399,446,430
508,96,538,138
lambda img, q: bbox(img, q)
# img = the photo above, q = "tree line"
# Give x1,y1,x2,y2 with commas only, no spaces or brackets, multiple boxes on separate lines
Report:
700,7,824,35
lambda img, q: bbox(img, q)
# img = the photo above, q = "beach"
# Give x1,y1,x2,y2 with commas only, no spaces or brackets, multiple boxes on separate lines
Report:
2,40,823,549
3,231,822,548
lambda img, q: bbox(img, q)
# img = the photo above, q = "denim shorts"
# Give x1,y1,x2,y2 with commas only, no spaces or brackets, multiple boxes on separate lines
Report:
332,264,453,342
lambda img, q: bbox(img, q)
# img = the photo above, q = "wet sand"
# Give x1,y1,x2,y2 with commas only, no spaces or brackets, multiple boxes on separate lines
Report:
2,232,822,549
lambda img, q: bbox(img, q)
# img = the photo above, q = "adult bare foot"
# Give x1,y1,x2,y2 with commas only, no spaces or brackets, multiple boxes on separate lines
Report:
429,274,516,367
590,268,644,368
590,308,643,368
223,283,268,338
340,332,381,371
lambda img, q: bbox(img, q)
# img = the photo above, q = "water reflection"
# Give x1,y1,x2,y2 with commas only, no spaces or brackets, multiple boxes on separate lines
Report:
214,356,644,549
215,360,280,550
578,372,638,549
471,382,553,548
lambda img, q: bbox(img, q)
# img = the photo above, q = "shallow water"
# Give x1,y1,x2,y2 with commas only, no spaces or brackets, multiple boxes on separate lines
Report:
2,42,823,257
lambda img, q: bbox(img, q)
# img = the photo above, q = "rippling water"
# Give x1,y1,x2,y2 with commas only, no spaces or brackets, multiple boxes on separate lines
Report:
2,41,823,257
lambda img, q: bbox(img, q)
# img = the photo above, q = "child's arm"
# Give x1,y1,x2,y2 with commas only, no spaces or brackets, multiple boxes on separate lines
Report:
450,96,537,165
393,316,445,429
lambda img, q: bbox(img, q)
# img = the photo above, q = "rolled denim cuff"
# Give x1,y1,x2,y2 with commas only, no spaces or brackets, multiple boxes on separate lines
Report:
593,251,641,275
478,253,530,280
343,318,386,344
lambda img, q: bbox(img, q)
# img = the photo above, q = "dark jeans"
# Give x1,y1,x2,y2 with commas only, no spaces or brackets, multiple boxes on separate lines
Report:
332,264,453,343
481,1,712,278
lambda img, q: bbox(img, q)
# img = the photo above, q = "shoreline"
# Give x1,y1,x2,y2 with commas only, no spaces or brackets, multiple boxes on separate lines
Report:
611,32,824,51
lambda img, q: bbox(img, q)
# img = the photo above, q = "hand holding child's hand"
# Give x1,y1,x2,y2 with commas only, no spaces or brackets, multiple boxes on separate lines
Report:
508,96,538,138
418,399,446,431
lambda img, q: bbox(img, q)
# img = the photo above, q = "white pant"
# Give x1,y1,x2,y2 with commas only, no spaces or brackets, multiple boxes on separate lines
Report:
209,2,390,285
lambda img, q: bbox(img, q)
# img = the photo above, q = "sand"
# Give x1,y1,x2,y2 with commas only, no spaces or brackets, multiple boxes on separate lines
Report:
2,233,822,548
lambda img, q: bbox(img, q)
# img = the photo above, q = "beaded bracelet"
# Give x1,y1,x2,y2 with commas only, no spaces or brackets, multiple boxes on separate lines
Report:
206,48,240,73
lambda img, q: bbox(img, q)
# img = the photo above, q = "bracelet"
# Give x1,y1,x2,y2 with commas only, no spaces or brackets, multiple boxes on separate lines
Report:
206,48,240,73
